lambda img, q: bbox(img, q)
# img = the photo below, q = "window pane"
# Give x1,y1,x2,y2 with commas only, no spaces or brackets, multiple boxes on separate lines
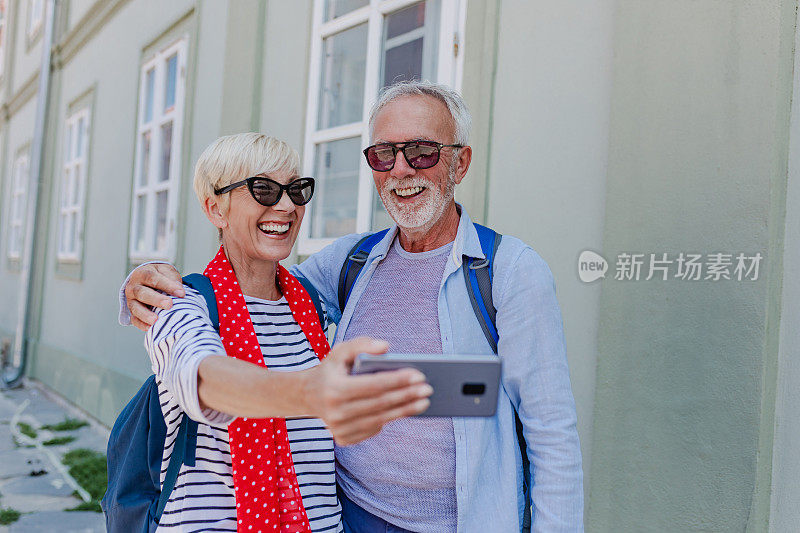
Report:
71,163,81,205
371,191,393,230
317,23,368,130
383,37,423,86
311,137,361,238
164,53,178,111
77,116,86,157
11,189,21,221
323,0,368,21
154,190,168,252
144,68,155,123
134,195,147,252
381,1,439,89
160,121,173,182
9,225,19,254
61,168,70,208
72,210,81,253
58,212,66,253
386,2,425,39
65,212,75,254
139,131,151,186
65,122,73,163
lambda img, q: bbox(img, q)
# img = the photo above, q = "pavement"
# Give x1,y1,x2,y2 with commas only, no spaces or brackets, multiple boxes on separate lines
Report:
0,380,108,532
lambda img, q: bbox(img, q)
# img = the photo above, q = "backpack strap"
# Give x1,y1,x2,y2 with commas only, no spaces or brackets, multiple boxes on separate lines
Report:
182,273,219,333
155,414,192,519
337,229,390,312
462,224,502,352
153,274,218,521
462,224,532,532
295,275,326,329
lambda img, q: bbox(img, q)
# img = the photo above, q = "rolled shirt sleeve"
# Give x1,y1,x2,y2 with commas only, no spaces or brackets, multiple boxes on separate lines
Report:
144,286,234,426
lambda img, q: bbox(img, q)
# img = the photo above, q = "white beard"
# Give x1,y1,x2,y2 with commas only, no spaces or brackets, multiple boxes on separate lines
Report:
378,162,457,231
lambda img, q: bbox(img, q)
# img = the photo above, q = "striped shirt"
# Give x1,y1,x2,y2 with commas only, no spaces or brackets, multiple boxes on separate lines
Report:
145,286,341,533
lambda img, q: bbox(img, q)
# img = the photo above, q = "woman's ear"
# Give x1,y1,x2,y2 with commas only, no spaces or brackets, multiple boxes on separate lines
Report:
203,196,228,231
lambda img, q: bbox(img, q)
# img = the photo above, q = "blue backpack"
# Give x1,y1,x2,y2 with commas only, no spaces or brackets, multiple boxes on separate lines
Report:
102,273,325,533
101,274,213,533
338,223,532,531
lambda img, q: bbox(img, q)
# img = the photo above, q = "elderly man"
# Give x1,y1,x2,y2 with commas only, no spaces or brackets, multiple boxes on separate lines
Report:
122,81,583,532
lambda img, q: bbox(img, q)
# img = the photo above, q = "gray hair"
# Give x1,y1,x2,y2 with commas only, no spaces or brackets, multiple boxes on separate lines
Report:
368,80,472,145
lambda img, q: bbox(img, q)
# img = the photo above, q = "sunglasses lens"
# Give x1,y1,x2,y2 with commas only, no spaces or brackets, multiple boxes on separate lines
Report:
366,145,396,171
287,178,315,205
250,179,282,206
405,142,440,169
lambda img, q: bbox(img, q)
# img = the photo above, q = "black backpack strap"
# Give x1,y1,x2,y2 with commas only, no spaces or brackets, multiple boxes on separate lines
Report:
337,229,390,312
463,224,531,531
295,275,326,329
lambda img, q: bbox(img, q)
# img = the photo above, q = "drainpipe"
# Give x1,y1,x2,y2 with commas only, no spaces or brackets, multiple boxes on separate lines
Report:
3,0,56,388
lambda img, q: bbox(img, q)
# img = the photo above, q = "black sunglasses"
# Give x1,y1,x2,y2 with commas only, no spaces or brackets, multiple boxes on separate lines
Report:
214,177,315,207
363,140,463,172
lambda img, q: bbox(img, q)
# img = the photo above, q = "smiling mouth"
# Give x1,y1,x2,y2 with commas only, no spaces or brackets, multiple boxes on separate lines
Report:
257,222,291,235
394,186,426,199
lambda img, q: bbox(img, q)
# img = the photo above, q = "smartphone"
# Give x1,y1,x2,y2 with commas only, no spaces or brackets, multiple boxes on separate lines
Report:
351,353,501,417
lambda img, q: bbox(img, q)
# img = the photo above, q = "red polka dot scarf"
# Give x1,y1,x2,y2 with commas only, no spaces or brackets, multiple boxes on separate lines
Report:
204,246,331,532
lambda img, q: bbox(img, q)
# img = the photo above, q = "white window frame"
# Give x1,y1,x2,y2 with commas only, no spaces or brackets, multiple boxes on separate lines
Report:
128,38,187,262
27,0,43,42
57,107,90,262
299,0,466,256
7,151,30,261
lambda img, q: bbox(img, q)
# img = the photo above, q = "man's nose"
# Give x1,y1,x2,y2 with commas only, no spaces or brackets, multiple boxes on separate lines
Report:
390,147,416,177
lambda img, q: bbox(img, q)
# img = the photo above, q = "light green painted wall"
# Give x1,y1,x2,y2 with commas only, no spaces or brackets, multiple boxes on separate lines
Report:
10,0,44,95
66,0,98,31
25,0,226,420
176,0,230,274
769,5,800,531
0,97,36,335
588,1,794,531
483,0,614,505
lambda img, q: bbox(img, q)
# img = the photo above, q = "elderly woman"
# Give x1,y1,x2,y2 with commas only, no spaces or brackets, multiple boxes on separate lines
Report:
144,133,430,532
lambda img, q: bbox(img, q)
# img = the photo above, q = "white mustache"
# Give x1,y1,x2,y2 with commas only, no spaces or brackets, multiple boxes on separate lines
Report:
382,178,434,192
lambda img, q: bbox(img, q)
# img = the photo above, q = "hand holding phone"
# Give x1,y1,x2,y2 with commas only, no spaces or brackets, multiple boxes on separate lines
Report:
351,353,501,417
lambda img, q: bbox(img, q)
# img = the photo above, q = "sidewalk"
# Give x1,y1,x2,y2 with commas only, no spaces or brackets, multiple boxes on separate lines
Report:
0,380,108,532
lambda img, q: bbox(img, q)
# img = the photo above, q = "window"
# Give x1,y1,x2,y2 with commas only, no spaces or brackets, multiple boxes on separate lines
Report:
129,38,187,260
57,108,90,261
299,0,465,255
27,0,43,41
0,0,8,77
7,151,30,260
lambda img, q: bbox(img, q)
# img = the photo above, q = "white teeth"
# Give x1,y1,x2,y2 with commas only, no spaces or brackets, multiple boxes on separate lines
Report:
258,222,290,234
395,186,424,197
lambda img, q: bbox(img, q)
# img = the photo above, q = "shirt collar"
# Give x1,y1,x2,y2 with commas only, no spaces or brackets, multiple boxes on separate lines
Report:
369,203,485,263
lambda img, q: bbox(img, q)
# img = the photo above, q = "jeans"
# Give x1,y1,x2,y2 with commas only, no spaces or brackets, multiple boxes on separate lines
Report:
338,484,416,533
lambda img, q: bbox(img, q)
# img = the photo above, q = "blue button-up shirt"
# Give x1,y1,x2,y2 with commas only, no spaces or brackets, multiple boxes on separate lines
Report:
291,207,583,532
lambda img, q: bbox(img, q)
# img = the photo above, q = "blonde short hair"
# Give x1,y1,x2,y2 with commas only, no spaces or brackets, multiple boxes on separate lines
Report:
193,133,300,215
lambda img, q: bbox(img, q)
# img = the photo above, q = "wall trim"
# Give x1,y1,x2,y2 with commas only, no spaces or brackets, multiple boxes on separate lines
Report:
3,71,38,119
52,0,132,69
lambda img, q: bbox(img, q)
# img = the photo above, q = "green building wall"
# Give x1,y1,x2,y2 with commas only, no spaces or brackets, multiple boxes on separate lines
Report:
587,1,795,531
0,0,798,531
